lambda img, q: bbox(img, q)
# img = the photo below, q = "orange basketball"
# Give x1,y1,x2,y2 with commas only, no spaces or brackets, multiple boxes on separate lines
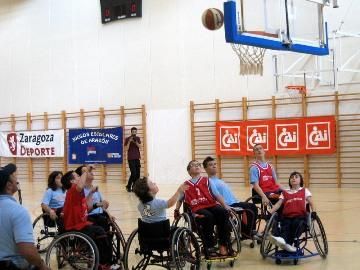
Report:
202,8,224,30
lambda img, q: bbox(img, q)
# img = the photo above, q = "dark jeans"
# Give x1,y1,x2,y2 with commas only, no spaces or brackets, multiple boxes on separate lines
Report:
280,217,307,245
88,213,110,232
126,159,141,190
81,225,112,265
195,205,230,247
230,202,258,237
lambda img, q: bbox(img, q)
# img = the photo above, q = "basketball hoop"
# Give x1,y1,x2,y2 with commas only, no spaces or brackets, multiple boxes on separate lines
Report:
231,44,266,75
285,85,307,102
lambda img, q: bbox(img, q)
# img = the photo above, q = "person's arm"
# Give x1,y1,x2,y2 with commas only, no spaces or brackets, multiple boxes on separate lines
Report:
17,243,50,270
75,171,88,192
209,181,230,210
252,182,270,205
167,183,188,208
307,196,315,212
269,198,283,214
41,203,57,220
271,167,283,189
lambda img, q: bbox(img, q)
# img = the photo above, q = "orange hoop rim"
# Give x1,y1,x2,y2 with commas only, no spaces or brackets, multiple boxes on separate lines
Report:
285,85,307,93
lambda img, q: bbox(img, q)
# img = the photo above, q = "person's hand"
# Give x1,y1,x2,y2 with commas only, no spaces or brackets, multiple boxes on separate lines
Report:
174,209,181,220
49,209,57,220
102,200,109,209
311,211,317,219
262,196,270,206
178,183,188,193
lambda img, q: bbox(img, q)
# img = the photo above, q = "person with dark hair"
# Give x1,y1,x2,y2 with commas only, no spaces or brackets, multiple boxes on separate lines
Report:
41,171,65,220
0,165,50,270
175,160,231,256
133,177,186,223
61,169,112,270
124,127,141,192
202,156,258,239
250,144,283,205
268,171,315,253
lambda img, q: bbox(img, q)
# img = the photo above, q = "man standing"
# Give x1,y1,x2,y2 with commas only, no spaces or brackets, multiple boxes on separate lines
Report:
0,165,50,270
250,144,282,205
124,127,141,192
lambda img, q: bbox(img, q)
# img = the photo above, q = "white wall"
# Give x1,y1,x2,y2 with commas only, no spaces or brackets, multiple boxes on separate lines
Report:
0,0,359,183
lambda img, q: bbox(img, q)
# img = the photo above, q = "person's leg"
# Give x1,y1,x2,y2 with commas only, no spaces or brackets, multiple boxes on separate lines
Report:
133,159,141,189
208,205,231,254
126,160,136,191
87,213,110,232
194,208,215,249
289,217,306,246
81,225,112,266
280,218,292,244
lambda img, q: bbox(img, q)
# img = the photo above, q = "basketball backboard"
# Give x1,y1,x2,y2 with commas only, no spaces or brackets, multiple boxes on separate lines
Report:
224,0,336,55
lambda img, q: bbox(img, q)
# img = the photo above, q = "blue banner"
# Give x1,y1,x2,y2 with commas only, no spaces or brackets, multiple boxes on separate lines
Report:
68,127,123,164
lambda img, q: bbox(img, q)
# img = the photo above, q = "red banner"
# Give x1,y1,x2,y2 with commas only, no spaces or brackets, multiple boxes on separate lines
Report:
216,116,336,156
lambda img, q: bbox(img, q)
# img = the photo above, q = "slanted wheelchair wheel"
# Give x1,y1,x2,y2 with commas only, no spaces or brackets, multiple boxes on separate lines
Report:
173,228,201,270
45,232,99,270
311,214,328,258
33,213,58,253
229,215,241,256
124,229,150,270
108,217,127,266
260,212,278,259
173,213,192,231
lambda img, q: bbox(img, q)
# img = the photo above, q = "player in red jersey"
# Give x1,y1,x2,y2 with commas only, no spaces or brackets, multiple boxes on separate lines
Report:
268,171,316,252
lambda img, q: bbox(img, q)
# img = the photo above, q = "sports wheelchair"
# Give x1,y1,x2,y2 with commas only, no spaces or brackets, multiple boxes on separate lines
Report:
260,211,328,265
245,189,280,243
173,206,241,270
33,211,126,269
124,218,201,270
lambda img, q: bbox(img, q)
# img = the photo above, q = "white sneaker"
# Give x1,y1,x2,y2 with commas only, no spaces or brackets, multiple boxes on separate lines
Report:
269,235,286,249
284,244,297,253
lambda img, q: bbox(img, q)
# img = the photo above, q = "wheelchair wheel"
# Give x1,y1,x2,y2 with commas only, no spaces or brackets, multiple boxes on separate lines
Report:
173,213,192,231
260,212,278,259
172,228,201,270
311,214,328,258
124,229,151,270
108,217,127,265
33,213,58,253
245,196,265,234
229,215,241,256
45,232,99,270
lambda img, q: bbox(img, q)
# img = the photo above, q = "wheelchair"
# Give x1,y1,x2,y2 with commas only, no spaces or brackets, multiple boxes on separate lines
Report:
33,212,60,253
173,205,241,270
124,218,201,270
245,189,280,243
41,211,126,269
260,211,328,265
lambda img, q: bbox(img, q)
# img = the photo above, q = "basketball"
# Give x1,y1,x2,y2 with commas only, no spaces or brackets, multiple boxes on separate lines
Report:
202,8,224,30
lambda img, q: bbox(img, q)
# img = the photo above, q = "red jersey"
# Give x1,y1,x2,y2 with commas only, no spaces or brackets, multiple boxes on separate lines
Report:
63,184,92,231
282,188,307,218
184,176,217,212
251,161,279,193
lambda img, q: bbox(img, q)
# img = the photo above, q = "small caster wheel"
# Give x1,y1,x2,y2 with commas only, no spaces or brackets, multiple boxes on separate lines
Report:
276,258,281,265
294,259,298,265
229,260,234,267
207,263,212,270
257,239,262,245
250,242,255,248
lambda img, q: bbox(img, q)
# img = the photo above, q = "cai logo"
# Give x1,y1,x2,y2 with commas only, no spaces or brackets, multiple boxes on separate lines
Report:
247,125,269,151
219,126,241,151
7,133,17,155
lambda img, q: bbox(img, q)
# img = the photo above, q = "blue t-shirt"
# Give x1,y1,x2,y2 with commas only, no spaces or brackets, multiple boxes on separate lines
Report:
249,161,278,184
0,195,34,268
84,187,103,215
138,198,167,223
41,188,66,209
209,176,239,205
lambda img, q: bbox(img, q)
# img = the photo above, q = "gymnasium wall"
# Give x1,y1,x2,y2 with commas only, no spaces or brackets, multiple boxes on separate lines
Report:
0,0,359,184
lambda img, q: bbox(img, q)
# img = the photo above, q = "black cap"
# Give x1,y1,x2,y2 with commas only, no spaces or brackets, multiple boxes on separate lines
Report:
0,169,11,192
2,163,17,175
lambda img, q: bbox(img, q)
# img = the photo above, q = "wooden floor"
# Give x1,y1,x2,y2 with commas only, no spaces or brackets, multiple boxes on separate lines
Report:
20,180,360,270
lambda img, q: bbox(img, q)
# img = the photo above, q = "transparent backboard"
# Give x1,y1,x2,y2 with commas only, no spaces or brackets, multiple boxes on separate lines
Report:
224,0,331,55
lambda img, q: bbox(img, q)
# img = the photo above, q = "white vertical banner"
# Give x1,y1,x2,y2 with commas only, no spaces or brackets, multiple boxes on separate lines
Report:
0,130,64,158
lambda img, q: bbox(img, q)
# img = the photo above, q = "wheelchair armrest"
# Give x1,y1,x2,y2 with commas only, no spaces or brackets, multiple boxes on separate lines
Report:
230,207,244,212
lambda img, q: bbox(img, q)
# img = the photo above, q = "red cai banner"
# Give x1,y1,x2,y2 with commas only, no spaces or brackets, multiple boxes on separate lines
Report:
216,116,336,156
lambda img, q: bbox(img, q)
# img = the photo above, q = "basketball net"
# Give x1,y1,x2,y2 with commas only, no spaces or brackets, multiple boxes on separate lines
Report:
285,85,307,103
231,44,266,76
